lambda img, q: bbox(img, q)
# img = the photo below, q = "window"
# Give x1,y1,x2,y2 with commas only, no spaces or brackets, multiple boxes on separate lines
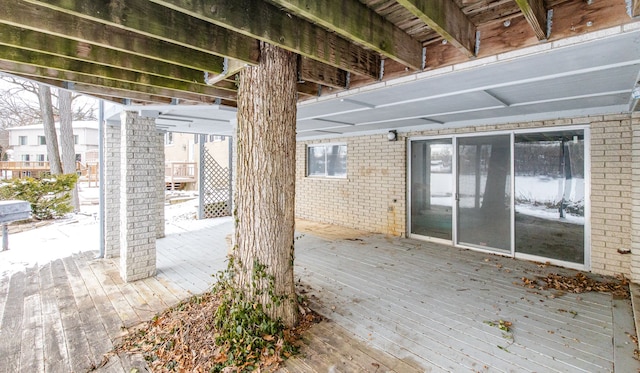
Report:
74,135,79,145
18,136,27,145
165,132,173,145
36,154,45,162
75,154,82,162
38,136,46,145
307,144,347,178
21,154,30,161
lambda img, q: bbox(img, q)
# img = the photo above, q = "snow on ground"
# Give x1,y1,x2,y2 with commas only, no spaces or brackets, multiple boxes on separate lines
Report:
0,185,206,278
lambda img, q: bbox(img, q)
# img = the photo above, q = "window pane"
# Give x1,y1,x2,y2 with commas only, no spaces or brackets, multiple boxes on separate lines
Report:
515,131,584,264
326,145,346,177
307,146,326,176
457,135,511,252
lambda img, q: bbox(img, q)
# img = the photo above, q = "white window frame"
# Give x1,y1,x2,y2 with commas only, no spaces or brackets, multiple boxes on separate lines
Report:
37,135,46,145
306,143,347,178
18,136,28,145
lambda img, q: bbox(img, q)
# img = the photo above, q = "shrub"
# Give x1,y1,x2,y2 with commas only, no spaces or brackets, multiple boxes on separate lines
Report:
0,174,78,220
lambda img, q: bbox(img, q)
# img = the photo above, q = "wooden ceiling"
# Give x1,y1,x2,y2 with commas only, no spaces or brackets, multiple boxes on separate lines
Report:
0,0,637,106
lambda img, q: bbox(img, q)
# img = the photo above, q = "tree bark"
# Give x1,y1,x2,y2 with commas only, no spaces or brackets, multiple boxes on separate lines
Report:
37,85,63,175
59,89,79,211
233,42,299,328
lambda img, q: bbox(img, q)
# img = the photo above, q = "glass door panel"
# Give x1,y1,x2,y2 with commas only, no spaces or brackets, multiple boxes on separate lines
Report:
457,135,511,252
410,139,453,240
514,131,585,264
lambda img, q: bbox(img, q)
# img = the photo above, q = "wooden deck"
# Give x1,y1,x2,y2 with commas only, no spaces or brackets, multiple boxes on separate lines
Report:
0,217,638,372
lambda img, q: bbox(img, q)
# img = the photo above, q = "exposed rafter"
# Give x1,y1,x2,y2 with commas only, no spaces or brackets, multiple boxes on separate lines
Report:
632,0,640,17
514,0,548,40
0,0,228,74
396,0,477,57
0,45,235,99
0,60,234,102
0,23,209,85
299,58,349,89
147,0,380,79
21,0,260,65
15,75,178,104
270,0,423,70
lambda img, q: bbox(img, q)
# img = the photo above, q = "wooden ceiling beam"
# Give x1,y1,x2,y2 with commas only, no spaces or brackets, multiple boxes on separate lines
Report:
299,58,348,89
21,0,260,65
396,0,477,58
0,23,210,85
0,45,236,100
0,0,226,74
0,60,235,103
148,0,380,79
632,0,640,17
270,0,423,70
13,76,175,104
514,0,548,40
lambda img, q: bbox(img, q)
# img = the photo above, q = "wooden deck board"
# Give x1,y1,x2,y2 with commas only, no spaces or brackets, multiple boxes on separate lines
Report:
61,255,115,367
18,266,43,373
296,233,625,372
39,262,71,372
0,271,26,373
1,218,638,372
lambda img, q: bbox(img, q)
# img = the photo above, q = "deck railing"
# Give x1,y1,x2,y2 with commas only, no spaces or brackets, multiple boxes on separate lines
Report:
0,161,98,181
165,162,197,189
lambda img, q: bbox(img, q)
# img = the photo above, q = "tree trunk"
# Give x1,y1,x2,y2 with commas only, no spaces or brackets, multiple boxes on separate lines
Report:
37,85,63,175
233,42,299,328
59,89,79,211
481,139,509,215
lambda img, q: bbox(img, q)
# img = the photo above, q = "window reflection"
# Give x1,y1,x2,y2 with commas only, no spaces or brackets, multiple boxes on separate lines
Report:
515,131,584,263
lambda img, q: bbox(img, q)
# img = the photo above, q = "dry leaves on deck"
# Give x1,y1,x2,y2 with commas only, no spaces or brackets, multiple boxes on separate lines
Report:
108,292,321,372
519,272,629,298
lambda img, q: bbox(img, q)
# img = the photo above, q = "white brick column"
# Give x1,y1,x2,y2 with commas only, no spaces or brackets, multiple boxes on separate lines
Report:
104,123,121,258
156,130,165,239
119,111,157,282
631,113,640,283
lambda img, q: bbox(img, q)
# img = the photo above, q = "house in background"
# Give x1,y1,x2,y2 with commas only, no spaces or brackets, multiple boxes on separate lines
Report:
163,132,231,191
7,120,98,163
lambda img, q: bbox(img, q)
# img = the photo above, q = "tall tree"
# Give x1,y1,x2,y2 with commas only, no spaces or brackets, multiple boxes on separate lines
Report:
233,42,299,328
59,89,79,210
37,84,63,174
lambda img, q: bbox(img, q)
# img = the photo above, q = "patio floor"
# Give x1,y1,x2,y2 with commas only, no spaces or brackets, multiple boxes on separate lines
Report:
0,216,638,372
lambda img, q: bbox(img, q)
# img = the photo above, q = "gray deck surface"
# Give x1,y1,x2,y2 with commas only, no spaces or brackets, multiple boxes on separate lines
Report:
0,217,638,372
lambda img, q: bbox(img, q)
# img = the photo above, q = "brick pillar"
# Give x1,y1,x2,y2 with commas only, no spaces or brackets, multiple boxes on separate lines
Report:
119,111,157,282
104,123,121,258
631,113,640,283
156,130,165,239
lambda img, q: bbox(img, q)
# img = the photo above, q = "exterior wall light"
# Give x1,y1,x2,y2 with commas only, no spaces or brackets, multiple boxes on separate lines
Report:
387,130,398,141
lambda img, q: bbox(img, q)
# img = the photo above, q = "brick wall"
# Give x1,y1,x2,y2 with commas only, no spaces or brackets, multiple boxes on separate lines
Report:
296,135,406,236
119,111,157,282
630,113,640,282
589,114,632,276
295,113,635,278
104,123,120,258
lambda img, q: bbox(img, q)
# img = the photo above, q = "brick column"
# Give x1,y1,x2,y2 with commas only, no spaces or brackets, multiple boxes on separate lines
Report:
631,113,640,283
156,130,165,239
103,123,121,258
119,111,157,282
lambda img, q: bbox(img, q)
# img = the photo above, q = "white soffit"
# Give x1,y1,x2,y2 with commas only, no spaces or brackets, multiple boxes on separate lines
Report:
296,26,640,140
105,26,640,140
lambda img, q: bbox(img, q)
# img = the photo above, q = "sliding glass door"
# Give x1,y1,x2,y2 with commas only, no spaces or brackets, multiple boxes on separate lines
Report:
514,131,585,264
457,135,511,252
409,139,453,240
409,128,587,267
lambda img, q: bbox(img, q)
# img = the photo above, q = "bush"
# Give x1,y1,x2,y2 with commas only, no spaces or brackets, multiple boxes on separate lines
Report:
0,174,78,220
